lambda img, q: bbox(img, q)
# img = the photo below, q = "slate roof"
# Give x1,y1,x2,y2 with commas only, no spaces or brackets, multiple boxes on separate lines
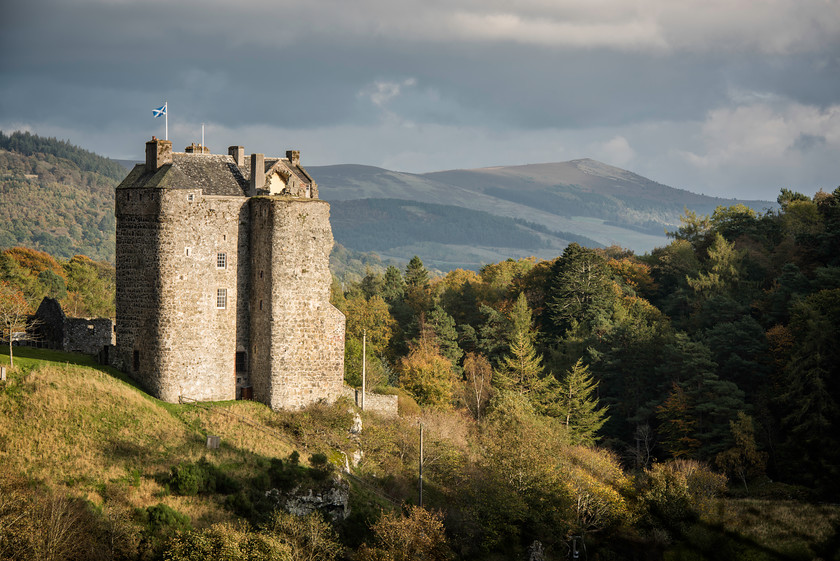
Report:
118,150,316,197
118,153,248,196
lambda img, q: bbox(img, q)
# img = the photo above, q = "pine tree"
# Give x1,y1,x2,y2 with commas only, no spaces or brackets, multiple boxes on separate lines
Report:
404,256,432,315
657,382,701,459
558,359,609,445
494,330,544,398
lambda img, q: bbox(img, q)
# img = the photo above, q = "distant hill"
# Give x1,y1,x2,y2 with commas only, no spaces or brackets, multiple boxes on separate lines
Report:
0,131,119,261
330,198,602,270
310,160,774,257
0,131,775,270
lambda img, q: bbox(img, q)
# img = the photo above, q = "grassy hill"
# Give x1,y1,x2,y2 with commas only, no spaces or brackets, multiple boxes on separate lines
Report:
3,348,840,560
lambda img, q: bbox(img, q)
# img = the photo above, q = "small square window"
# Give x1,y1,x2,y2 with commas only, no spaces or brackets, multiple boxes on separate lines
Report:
188,193,195,202
217,252,227,269
216,288,227,309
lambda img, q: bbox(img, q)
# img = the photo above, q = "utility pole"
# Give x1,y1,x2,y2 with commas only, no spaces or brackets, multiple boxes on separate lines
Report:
362,329,366,411
419,421,424,507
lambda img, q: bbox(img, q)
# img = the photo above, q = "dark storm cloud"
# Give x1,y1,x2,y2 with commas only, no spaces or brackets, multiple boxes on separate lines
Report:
2,0,839,199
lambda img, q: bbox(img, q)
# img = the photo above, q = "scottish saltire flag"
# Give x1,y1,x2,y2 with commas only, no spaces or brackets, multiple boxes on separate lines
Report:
153,103,167,118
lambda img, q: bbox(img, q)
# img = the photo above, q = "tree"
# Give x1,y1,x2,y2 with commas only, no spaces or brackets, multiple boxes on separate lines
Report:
544,244,614,342
657,383,701,459
494,330,544,399
686,232,744,301
0,282,33,367
345,294,396,356
776,289,840,494
356,506,453,561
427,306,462,366
716,412,767,491
557,359,609,446
463,352,493,421
404,256,432,316
667,208,711,245
399,338,454,408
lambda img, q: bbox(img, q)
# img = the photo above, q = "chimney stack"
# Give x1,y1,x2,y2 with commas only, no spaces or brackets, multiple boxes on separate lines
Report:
146,137,173,172
185,143,209,154
286,150,300,166
229,146,245,168
250,153,265,196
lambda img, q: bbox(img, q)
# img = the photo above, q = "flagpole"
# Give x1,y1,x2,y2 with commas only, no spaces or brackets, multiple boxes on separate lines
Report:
165,101,168,140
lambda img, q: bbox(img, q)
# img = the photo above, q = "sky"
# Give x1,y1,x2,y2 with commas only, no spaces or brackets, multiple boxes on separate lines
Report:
2,0,839,201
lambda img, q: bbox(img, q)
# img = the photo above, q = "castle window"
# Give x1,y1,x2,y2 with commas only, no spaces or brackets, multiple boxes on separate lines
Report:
188,194,195,202
235,351,247,373
217,252,227,269
185,247,191,257
133,350,140,372
216,288,227,309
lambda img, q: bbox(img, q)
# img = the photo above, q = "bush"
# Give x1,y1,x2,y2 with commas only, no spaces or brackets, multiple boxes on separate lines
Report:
310,452,334,481
641,460,727,531
169,458,239,496
138,503,191,557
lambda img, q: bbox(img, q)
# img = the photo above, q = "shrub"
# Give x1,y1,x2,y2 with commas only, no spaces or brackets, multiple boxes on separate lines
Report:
168,458,239,496
641,460,727,530
138,503,191,557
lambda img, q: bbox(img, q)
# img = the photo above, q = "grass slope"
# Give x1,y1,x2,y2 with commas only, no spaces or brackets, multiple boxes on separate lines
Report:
2,347,839,560
0,346,295,527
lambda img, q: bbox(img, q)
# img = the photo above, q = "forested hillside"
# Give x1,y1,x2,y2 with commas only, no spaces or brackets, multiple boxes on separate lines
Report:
0,246,115,318
332,190,840,503
330,198,601,270
311,160,774,253
0,131,120,261
2,188,839,559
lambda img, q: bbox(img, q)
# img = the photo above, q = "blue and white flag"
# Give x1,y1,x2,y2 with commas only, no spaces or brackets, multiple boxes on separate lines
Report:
153,103,167,118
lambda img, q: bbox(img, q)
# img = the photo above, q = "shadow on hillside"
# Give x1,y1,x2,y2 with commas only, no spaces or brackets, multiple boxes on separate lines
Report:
0,345,147,393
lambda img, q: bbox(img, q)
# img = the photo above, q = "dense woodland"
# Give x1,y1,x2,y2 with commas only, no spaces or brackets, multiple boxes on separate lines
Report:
1,131,839,559
0,131,121,261
331,189,840,501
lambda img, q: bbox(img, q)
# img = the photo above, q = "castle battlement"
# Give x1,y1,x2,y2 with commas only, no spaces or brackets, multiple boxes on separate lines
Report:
114,138,345,409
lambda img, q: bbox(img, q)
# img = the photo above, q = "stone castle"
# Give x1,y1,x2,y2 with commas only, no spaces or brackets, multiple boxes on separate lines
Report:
114,137,345,410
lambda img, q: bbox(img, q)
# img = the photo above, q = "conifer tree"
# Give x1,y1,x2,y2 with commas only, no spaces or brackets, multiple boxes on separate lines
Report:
657,382,701,459
557,359,609,445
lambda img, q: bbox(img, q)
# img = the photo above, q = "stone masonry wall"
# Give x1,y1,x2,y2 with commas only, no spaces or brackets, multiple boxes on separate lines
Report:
250,197,345,410
115,186,164,395
154,190,248,402
64,318,114,355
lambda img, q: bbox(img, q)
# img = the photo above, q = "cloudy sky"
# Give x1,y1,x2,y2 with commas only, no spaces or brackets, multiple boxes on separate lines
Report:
2,0,839,200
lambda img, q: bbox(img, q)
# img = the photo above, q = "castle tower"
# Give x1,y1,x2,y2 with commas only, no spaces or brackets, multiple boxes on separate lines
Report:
114,138,344,409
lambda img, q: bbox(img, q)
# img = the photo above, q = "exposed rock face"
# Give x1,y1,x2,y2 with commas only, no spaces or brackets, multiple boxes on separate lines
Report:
265,478,351,521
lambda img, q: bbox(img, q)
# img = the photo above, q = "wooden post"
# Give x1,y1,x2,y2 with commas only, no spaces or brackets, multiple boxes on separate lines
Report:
361,329,366,411
419,422,424,507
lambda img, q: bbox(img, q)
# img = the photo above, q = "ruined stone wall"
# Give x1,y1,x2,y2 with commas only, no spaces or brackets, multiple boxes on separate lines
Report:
343,388,399,418
115,187,164,395
250,197,345,410
153,190,248,402
64,318,115,355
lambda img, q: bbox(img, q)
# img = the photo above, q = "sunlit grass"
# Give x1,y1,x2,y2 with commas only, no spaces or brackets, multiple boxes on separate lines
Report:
0,346,301,528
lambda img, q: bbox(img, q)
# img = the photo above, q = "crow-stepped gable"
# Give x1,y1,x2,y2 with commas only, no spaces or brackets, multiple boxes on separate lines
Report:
114,137,345,410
